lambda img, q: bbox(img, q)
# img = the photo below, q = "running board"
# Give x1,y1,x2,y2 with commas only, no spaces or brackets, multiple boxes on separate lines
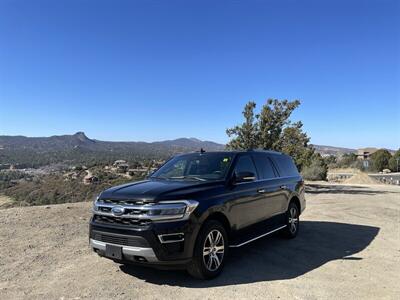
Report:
229,225,287,248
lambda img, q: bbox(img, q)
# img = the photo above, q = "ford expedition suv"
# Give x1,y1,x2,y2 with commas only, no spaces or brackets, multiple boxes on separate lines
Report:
89,150,305,279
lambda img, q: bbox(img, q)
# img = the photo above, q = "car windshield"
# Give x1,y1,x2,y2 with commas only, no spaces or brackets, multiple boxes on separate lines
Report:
151,153,234,181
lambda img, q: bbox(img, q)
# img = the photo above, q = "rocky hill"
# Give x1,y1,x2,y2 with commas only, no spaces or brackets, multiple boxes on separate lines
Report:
0,132,224,153
0,132,225,168
311,144,356,156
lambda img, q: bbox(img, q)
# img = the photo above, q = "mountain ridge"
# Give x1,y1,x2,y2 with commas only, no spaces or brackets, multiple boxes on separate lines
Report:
1,131,396,169
0,132,222,149
0,132,392,157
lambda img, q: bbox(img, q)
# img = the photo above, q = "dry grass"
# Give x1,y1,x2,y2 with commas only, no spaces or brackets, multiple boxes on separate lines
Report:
328,168,361,174
0,195,13,207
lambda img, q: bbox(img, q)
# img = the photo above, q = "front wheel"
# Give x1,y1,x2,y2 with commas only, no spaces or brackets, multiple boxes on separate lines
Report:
187,220,227,279
282,202,300,238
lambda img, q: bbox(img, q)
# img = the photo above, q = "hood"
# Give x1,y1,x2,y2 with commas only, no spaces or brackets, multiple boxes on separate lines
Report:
99,179,223,202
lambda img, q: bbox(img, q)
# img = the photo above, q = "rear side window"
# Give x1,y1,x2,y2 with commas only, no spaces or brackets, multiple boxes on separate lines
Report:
272,155,299,177
234,155,258,178
252,153,276,179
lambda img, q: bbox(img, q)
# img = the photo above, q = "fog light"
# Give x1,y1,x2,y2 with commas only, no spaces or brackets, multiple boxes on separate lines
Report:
158,233,185,243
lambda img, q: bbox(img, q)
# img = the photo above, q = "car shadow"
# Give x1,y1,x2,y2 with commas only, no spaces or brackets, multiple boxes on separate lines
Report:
305,184,390,195
119,221,379,287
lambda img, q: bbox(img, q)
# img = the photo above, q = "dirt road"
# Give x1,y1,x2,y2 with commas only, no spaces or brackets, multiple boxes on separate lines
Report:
1,183,399,299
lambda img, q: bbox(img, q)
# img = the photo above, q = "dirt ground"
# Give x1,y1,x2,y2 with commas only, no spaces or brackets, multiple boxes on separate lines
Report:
0,183,399,300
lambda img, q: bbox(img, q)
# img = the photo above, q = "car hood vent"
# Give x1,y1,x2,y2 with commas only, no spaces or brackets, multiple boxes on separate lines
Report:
96,198,155,206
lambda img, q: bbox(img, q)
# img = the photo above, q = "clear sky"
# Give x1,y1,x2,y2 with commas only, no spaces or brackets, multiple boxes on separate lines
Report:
0,0,399,149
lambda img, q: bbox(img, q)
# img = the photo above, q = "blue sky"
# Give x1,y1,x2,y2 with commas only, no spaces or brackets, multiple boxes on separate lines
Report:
0,0,399,149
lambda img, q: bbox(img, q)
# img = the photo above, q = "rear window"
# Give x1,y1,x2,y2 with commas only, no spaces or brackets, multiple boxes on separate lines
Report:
272,154,299,177
252,153,276,179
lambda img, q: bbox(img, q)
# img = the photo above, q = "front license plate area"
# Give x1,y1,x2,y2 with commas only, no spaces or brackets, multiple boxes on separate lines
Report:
105,244,122,260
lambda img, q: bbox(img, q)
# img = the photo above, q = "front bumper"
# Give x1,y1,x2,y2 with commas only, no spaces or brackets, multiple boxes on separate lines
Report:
90,238,158,262
89,216,199,268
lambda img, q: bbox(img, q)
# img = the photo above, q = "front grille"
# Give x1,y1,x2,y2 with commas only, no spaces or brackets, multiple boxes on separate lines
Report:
93,199,194,222
93,215,151,227
91,231,150,247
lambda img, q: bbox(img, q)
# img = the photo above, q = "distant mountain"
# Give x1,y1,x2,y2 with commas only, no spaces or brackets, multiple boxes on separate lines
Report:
0,132,96,152
0,132,392,168
0,132,225,168
0,132,224,152
311,144,356,156
153,137,223,150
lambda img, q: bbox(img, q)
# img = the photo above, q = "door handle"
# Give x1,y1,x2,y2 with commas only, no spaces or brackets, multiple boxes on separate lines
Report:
280,185,287,190
257,189,267,194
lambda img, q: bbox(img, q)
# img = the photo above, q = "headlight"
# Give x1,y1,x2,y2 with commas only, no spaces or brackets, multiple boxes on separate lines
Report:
146,200,199,220
147,205,186,216
92,195,100,211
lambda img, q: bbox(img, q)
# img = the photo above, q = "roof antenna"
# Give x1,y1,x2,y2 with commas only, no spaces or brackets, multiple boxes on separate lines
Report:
200,148,206,153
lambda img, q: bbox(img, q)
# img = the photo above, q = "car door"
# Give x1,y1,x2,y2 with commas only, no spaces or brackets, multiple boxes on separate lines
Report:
252,152,287,219
270,154,298,213
228,154,267,229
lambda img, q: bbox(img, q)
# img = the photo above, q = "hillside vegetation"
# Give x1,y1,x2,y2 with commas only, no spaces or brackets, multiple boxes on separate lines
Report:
0,132,224,168
0,169,137,207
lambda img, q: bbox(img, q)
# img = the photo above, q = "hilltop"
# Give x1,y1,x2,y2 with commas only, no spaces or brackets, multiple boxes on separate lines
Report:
0,132,224,168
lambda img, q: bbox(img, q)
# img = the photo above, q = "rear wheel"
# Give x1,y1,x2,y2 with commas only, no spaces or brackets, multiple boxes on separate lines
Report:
282,202,300,238
187,220,227,279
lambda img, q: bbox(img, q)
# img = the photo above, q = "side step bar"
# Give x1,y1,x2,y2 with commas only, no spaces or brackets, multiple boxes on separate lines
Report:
229,225,287,248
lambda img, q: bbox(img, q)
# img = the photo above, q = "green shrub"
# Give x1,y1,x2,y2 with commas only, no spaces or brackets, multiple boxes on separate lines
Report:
370,149,392,172
301,159,328,181
388,149,400,172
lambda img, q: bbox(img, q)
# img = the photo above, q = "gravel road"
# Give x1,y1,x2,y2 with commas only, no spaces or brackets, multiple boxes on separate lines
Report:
1,183,399,299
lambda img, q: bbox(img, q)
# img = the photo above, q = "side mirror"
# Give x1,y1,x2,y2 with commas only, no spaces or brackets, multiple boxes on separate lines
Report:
234,171,256,184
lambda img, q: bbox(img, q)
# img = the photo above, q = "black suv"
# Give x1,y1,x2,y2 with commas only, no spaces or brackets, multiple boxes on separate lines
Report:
89,150,305,279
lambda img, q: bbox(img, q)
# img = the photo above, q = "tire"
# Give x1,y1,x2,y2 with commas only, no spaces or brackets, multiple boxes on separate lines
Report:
187,220,228,279
282,201,300,239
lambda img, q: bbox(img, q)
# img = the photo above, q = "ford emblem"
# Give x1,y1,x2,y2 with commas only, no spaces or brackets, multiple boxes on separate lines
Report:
111,206,125,216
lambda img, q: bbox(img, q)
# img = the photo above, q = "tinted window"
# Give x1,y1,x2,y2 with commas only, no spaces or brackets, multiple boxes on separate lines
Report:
273,155,299,177
252,153,276,179
234,155,258,178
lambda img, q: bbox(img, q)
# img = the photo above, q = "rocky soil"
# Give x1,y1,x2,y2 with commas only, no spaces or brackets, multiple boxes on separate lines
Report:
1,183,399,299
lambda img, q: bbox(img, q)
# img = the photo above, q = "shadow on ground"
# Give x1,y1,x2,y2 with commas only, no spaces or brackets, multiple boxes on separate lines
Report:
120,221,379,287
305,184,390,195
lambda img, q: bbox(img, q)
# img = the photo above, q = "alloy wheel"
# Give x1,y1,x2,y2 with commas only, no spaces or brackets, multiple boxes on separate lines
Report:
203,229,225,271
288,206,299,234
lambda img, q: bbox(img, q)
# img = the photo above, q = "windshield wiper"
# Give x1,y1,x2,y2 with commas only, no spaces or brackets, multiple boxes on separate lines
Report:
169,176,207,182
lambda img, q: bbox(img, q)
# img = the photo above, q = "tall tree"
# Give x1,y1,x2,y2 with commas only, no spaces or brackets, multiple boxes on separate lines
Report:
258,99,300,150
278,121,315,171
226,99,315,172
226,101,259,150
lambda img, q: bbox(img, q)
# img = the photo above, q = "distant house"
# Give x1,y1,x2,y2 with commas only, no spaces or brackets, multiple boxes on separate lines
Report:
116,163,129,173
113,160,129,173
83,174,98,185
0,163,11,170
356,148,379,168
128,168,148,176
113,160,127,167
